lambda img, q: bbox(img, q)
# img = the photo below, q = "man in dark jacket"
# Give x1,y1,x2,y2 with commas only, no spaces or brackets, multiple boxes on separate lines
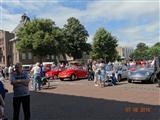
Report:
154,56,160,87
0,81,6,100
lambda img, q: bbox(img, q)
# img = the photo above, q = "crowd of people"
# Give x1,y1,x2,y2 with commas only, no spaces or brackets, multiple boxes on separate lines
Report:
86,57,160,88
0,55,159,120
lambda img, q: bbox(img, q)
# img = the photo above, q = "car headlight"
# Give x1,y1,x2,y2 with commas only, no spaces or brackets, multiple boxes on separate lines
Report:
145,72,150,76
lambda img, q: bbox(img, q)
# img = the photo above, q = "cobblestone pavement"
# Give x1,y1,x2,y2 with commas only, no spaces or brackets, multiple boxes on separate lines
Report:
4,79,160,120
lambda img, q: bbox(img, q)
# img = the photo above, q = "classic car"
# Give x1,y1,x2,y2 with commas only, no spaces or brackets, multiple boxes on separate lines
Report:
45,67,63,79
22,64,33,72
116,65,128,81
127,67,156,83
59,65,88,81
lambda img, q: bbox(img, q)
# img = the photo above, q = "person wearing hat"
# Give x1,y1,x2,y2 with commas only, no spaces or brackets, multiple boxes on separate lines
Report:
10,62,30,120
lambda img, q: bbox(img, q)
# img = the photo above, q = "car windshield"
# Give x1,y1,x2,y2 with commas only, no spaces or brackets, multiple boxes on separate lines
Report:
51,67,59,70
131,70,148,75
66,66,77,70
22,65,31,71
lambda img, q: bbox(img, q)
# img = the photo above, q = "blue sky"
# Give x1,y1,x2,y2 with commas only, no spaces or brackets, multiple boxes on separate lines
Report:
0,0,159,47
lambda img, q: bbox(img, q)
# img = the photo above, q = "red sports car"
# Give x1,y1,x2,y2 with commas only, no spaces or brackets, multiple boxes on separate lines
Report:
45,67,63,79
59,66,88,81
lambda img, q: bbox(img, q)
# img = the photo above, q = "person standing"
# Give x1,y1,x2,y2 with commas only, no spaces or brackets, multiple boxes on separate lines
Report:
98,61,106,88
93,60,100,87
154,56,160,87
8,65,13,80
30,63,41,91
87,60,93,81
10,63,30,120
0,94,5,120
3,67,8,80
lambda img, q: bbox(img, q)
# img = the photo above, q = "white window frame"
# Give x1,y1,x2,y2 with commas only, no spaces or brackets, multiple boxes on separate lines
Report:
22,53,26,60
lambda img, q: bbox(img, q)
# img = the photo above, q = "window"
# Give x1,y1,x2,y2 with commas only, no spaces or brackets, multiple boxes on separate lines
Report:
47,55,50,59
22,53,26,59
28,52,32,59
51,55,54,60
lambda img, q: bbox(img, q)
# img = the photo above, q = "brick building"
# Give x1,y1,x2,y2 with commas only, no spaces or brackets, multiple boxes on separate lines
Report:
0,14,70,67
116,46,134,59
0,30,14,66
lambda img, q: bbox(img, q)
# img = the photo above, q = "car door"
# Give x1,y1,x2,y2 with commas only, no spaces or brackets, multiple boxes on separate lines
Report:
122,66,128,78
81,67,88,78
71,66,80,78
76,66,84,78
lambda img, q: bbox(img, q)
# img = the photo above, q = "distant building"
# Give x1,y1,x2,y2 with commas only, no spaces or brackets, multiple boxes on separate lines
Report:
10,14,63,65
116,46,134,59
0,30,14,66
0,14,71,66
0,14,91,67
9,13,36,65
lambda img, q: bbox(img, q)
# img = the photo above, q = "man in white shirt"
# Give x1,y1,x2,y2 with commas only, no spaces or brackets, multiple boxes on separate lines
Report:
31,63,41,91
8,65,13,79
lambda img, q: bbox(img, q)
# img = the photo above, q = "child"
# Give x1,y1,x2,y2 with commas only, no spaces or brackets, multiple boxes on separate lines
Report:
111,73,117,85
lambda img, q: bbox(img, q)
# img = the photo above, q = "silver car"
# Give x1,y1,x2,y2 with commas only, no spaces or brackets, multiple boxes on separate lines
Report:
127,68,155,83
116,65,128,81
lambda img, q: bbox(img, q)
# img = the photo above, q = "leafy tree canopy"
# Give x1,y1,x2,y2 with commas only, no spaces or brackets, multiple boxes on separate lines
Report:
130,42,160,60
16,18,58,60
63,17,90,60
91,27,118,62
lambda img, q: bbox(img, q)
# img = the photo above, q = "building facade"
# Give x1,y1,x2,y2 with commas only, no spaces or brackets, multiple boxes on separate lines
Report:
10,14,55,65
0,30,14,66
1,14,90,67
116,46,134,59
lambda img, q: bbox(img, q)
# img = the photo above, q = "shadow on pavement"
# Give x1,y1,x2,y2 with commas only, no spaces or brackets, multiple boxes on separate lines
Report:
116,82,128,86
131,81,158,85
5,91,159,120
42,85,57,90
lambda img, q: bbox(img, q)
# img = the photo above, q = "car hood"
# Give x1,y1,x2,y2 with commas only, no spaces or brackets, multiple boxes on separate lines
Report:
129,69,153,77
59,69,75,74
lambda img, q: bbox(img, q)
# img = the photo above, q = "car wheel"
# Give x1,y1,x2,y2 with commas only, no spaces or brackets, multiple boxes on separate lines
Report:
53,75,58,80
60,78,64,81
128,79,132,83
118,74,121,82
70,74,76,81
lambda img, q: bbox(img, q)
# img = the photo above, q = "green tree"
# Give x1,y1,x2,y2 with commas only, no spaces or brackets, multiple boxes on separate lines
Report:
148,42,160,58
91,28,118,62
154,42,160,47
130,43,149,60
136,42,148,50
16,18,59,62
52,27,67,62
63,17,90,60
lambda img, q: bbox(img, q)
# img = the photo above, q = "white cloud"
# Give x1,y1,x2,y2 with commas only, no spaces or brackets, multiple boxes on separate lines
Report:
38,5,83,27
2,0,158,29
0,5,21,31
82,0,159,22
115,21,159,47
0,0,159,47
87,34,94,43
